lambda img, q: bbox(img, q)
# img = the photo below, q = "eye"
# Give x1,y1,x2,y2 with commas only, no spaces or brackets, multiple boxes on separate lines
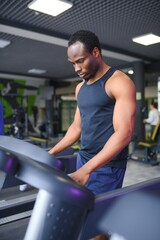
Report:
77,59,84,64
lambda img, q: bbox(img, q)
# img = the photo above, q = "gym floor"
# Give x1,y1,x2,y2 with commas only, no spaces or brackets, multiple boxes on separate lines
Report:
123,157,160,187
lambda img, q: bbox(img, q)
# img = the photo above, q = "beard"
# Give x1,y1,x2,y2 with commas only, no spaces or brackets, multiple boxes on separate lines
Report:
83,65,99,82
83,74,91,82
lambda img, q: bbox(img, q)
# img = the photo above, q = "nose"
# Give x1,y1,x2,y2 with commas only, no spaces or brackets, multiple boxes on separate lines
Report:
74,63,81,73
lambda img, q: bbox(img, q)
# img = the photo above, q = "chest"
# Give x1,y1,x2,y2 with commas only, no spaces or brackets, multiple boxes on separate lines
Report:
77,82,114,111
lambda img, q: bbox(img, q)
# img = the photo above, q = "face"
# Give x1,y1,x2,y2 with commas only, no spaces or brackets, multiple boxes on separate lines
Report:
67,41,100,81
150,104,154,110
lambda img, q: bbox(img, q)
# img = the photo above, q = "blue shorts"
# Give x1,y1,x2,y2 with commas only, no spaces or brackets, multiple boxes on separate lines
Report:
76,154,126,195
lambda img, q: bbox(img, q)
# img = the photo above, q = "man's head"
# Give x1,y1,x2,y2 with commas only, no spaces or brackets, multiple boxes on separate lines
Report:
68,30,101,55
67,30,102,81
150,101,158,109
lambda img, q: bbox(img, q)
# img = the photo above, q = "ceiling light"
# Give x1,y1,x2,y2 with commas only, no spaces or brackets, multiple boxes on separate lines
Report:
0,39,11,48
132,33,160,46
28,0,73,16
28,68,46,74
128,70,134,74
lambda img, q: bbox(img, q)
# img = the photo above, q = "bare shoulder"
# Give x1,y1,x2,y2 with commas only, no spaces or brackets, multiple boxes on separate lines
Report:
112,70,134,84
75,80,85,97
106,70,135,98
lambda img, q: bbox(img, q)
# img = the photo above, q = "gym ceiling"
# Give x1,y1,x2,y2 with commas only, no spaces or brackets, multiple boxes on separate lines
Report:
0,0,160,85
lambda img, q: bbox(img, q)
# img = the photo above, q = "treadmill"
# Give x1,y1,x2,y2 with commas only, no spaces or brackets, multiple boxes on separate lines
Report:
0,136,160,240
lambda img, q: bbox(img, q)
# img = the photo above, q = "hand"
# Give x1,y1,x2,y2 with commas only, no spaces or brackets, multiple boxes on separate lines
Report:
48,148,55,155
69,166,91,186
48,149,52,154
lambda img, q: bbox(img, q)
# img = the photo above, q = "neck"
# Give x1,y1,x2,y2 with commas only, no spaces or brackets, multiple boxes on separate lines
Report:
86,64,110,85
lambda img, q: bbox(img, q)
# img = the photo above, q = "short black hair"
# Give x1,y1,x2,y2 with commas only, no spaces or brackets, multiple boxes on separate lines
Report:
151,100,158,109
68,30,101,54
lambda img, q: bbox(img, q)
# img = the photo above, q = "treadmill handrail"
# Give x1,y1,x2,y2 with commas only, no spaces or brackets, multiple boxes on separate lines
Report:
0,136,63,170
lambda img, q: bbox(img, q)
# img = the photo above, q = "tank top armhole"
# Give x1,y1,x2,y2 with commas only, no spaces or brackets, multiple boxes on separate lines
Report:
102,68,117,101
76,81,85,98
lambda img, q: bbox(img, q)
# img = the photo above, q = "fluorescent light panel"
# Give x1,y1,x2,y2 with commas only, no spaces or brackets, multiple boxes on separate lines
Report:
132,33,160,46
28,68,46,74
128,69,134,75
0,39,11,48
28,0,73,16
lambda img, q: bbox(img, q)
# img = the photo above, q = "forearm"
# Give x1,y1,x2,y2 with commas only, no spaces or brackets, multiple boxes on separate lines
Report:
49,123,81,155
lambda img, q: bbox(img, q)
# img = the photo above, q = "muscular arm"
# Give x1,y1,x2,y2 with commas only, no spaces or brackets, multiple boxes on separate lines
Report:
70,71,136,185
49,107,81,155
49,82,83,155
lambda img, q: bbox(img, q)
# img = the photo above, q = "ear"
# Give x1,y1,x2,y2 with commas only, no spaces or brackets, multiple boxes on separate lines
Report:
92,47,100,57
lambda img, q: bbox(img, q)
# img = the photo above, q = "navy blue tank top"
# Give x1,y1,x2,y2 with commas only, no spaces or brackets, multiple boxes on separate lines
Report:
77,68,128,168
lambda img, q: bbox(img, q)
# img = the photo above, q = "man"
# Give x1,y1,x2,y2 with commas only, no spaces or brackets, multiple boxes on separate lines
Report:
49,30,136,195
143,101,159,135
0,100,4,135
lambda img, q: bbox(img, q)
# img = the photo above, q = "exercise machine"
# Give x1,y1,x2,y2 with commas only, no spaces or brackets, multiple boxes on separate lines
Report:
0,136,160,240
80,177,160,240
0,136,94,240
130,121,160,166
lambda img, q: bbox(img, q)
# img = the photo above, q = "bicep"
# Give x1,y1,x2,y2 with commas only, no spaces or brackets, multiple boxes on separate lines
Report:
73,82,83,131
72,106,81,132
113,80,136,133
